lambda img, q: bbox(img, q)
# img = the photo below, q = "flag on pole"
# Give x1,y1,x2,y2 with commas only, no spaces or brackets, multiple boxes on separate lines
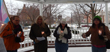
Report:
0,0,9,24
0,0,10,34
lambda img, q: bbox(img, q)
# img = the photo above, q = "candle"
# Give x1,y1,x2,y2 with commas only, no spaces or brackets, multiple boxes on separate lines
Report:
0,24,5,31
17,31,22,37
1,24,4,26
41,31,44,35
98,30,102,35
18,31,21,34
61,31,63,33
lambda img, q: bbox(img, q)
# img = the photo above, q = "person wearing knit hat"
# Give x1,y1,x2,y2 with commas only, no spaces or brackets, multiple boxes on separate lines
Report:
93,16,102,21
61,19,67,24
53,19,72,52
82,15,110,52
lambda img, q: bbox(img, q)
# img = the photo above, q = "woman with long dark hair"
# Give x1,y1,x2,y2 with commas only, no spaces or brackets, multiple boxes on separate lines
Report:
82,16,110,52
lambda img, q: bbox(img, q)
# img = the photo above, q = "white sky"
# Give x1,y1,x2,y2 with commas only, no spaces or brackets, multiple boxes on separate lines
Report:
4,0,110,18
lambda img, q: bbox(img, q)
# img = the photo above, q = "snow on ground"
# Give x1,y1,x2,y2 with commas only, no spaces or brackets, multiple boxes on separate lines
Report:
48,47,110,52
18,46,110,52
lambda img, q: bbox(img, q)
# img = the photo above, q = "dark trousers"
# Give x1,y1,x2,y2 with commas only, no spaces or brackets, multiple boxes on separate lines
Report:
92,45,106,52
7,50,17,52
55,42,68,52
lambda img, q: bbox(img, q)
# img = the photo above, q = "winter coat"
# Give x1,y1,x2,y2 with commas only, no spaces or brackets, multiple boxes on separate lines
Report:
0,22,24,50
53,24,72,44
29,23,51,52
85,26,110,45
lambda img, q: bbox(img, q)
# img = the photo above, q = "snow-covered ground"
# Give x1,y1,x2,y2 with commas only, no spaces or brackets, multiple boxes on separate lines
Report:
18,46,110,52
48,47,110,52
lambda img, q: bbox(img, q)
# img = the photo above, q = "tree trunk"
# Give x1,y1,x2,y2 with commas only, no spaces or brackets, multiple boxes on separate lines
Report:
91,4,96,21
87,15,89,26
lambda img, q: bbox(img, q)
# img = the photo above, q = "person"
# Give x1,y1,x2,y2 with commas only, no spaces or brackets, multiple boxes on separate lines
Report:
53,19,72,52
0,16,24,52
29,16,51,52
82,16,110,52
0,37,7,52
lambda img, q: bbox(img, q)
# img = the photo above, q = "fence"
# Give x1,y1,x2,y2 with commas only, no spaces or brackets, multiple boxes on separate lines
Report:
19,28,91,49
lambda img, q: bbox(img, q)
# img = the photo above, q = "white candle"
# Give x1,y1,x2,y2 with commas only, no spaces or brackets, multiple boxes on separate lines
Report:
98,30,102,35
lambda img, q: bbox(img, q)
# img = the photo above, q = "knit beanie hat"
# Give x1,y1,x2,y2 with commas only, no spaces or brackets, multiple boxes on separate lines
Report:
94,16,102,21
61,19,67,24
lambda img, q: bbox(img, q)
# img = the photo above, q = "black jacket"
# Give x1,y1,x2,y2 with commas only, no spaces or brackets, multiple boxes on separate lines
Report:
53,24,72,43
29,23,51,52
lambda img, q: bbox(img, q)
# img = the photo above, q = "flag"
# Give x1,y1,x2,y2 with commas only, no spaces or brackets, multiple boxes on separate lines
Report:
0,0,9,24
0,0,10,33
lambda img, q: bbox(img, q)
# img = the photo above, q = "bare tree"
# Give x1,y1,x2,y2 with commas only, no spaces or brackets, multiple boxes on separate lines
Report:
79,4,104,24
85,4,103,20
70,4,84,28
79,4,91,25
18,3,40,25
43,4,65,28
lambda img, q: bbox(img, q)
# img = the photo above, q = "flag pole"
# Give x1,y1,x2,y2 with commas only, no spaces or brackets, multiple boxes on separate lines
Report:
3,0,14,30
3,0,10,19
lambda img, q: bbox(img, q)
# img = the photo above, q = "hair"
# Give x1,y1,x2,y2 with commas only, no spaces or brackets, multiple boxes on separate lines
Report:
92,18,105,28
35,16,45,28
10,16,19,23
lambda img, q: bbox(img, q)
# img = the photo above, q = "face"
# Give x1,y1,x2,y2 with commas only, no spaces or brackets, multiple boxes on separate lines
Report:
37,17,42,24
61,24,66,27
12,17,20,25
94,19,100,25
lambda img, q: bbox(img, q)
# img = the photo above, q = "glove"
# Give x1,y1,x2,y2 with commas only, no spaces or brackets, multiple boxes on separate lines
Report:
103,36,108,41
15,37,21,43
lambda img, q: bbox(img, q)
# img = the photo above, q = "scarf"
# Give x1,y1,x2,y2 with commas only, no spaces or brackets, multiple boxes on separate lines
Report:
57,27,68,43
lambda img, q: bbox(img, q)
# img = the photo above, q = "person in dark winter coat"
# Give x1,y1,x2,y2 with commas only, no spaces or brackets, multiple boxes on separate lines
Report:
53,19,72,52
82,16,110,52
29,16,51,52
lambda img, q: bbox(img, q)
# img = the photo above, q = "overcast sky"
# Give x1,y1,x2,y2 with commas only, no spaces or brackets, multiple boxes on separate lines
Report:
4,0,110,18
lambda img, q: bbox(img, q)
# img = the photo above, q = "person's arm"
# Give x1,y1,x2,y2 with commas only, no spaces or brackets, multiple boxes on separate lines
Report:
29,24,36,40
1,25,13,38
82,27,91,38
63,27,72,39
53,27,60,38
15,25,24,42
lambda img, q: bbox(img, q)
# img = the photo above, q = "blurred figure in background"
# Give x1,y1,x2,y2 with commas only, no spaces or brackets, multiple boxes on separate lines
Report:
29,16,51,52
0,16,24,52
53,19,72,52
82,16,110,52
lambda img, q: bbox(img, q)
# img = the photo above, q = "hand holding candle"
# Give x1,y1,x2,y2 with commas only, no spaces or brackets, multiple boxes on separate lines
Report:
61,31,63,33
17,31,22,37
41,31,45,35
98,30,102,35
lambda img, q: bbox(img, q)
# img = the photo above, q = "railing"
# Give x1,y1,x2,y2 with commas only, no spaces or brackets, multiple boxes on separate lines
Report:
19,28,91,49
